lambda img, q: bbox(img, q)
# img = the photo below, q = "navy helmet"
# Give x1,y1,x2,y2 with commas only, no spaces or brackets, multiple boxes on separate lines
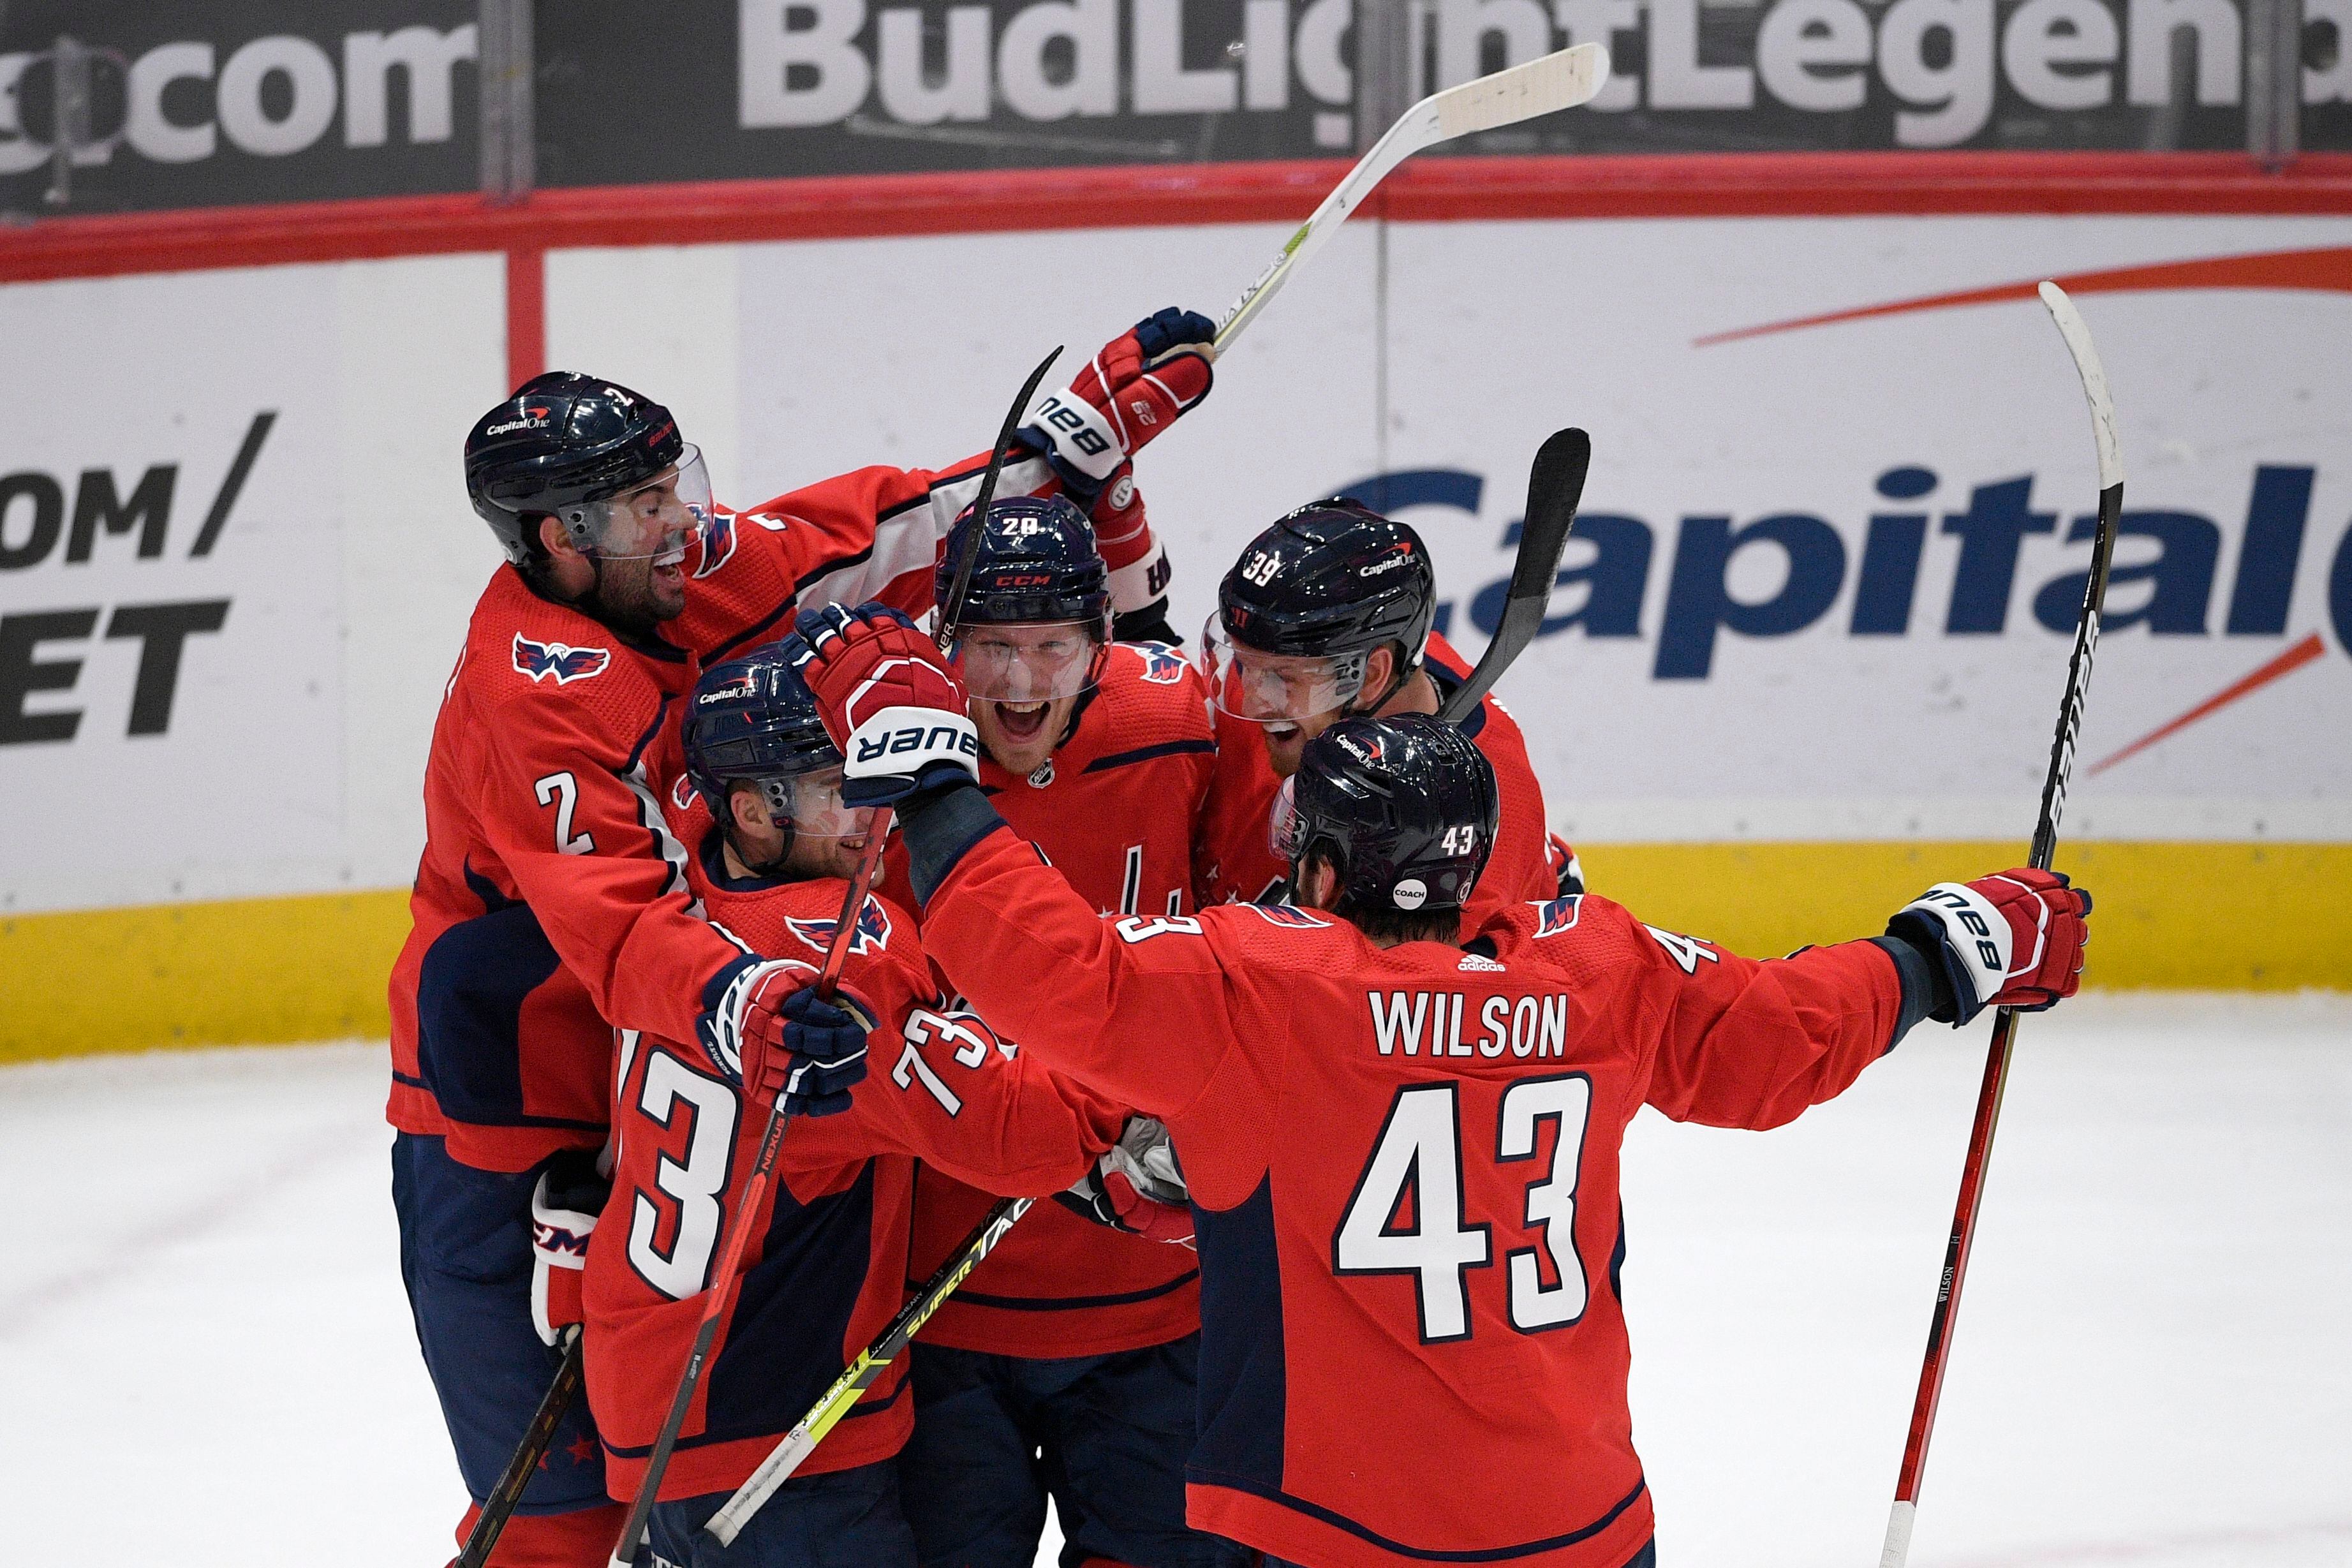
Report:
936,494,1111,633
465,371,686,565
683,647,841,850
1278,714,1498,917
1218,500,1435,668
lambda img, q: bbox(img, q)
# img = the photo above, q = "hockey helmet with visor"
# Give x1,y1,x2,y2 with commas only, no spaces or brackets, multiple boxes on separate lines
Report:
935,495,1113,704
684,650,872,868
1206,500,1436,723
466,371,714,568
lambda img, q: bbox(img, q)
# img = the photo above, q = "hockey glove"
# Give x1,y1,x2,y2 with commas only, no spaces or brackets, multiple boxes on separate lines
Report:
1085,462,1178,639
770,982,878,1117
529,1150,609,1347
787,603,977,808
1886,868,2092,1026
1018,307,1215,503
1060,1116,1194,1247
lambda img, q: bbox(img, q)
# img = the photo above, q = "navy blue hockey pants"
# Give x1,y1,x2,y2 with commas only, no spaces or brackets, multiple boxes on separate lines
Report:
898,1335,1252,1568
391,1132,609,1519
644,1460,917,1567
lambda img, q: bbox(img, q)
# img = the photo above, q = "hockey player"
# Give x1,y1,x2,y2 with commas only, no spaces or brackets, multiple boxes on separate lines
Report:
1193,501,1576,919
389,311,1213,1565
889,497,1237,1568
580,647,1165,1565
780,605,2095,1568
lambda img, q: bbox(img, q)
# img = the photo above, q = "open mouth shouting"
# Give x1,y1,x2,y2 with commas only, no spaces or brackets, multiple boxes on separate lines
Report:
994,699,1052,744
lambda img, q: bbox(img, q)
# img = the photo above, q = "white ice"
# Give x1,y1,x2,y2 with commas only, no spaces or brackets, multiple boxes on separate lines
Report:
3,995,2347,1567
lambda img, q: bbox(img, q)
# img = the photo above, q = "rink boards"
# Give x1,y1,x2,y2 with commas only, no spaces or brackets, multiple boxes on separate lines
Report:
3,182,2348,1056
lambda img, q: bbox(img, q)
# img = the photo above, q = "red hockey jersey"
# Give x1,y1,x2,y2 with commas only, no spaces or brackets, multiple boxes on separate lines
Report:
920,823,1907,1568
1195,631,1565,926
387,448,1050,1171
584,827,1122,1502
903,640,1217,1357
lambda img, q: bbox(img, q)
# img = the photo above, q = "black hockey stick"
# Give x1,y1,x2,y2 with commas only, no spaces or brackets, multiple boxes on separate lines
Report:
602,349,1066,1567
1437,427,1590,723
1879,281,2124,1568
456,1326,584,1568
939,346,1064,655
695,352,1068,1548
702,1194,1032,1544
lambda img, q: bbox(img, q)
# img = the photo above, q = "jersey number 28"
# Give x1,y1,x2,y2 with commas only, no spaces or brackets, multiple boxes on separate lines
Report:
1334,1076,1592,1343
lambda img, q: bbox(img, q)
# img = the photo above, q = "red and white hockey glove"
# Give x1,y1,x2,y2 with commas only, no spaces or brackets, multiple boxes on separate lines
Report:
1088,464,1178,640
786,603,977,808
1019,307,1215,501
1887,868,2092,1026
529,1151,609,1347
1061,1116,1195,1247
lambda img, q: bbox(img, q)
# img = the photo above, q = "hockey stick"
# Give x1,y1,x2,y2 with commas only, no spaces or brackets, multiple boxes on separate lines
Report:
702,1195,1033,1545
1878,281,2124,1568
1437,427,1590,723
602,350,1063,1568
697,351,1066,1548
1208,45,1608,357
456,1326,585,1568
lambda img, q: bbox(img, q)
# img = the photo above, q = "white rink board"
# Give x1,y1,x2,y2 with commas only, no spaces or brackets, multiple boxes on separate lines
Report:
3,214,2348,919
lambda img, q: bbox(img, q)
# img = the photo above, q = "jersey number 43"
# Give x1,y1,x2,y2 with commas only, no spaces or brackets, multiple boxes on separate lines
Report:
1333,1076,1592,1343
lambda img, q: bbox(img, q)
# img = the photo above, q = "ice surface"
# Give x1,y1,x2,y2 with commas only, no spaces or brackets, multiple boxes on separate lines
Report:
3,995,2346,1567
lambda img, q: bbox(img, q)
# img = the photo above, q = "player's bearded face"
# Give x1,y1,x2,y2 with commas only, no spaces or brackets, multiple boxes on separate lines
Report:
578,454,711,630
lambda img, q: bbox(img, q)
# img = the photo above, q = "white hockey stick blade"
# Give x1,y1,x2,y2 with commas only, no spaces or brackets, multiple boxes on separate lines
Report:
1211,43,1608,354
2037,281,2124,491
1879,1499,1917,1568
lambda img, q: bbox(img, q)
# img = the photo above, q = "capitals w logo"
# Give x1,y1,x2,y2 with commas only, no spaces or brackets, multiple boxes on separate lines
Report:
692,507,738,580
785,895,893,958
1532,896,1583,938
513,633,611,684
1131,642,1188,686
1246,903,1330,929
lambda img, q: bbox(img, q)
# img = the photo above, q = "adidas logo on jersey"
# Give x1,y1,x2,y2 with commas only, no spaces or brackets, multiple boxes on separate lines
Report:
1458,952,1505,972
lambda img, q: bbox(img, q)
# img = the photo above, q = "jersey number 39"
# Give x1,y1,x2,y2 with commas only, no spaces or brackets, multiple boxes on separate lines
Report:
1333,1076,1592,1342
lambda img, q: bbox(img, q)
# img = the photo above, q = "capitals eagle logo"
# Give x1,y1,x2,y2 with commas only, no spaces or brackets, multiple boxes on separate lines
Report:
513,633,611,684
785,895,893,958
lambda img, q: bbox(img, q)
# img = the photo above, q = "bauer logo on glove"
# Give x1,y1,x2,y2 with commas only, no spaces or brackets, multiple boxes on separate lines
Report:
1887,868,2092,1026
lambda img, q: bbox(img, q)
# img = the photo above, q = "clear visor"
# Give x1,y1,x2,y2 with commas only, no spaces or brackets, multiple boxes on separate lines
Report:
1202,616,1368,723
561,445,714,565
1268,774,1303,864
950,621,1103,704
753,766,875,841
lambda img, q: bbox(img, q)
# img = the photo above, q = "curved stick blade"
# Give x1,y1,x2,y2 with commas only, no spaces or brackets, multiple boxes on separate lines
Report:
938,344,1064,651
1438,427,1590,723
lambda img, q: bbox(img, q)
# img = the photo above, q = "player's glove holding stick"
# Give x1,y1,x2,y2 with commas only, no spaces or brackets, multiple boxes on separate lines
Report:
1061,1116,1195,1248
1885,868,2092,1026
719,963,876,1116
1020,308,1213,640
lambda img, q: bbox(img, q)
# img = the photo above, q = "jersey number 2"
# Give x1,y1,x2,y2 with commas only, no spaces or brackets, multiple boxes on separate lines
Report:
534,771,596,855
1333,1076,1592,1342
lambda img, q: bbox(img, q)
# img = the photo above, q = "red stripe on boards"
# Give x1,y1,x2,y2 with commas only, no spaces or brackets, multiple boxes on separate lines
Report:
1,153,2350,286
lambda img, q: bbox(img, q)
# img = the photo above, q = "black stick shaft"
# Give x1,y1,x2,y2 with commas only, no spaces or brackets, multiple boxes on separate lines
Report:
1884,281,2124,1567
457,1327,584,1568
